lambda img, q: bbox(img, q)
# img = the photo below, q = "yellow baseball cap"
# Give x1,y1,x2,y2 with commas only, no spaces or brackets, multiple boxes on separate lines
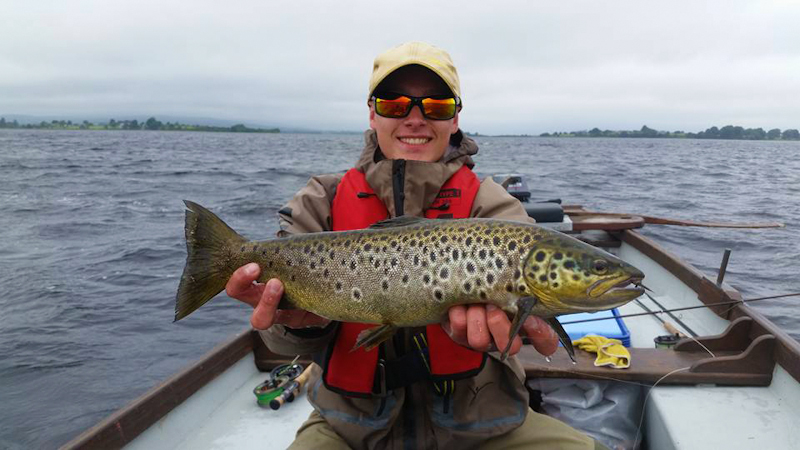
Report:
368,41,461,102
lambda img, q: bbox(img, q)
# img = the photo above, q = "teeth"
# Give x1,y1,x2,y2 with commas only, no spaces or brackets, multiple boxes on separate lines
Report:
400,137,430,145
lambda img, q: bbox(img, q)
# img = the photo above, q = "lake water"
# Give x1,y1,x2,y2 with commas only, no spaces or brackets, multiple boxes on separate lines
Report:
1,130,798,448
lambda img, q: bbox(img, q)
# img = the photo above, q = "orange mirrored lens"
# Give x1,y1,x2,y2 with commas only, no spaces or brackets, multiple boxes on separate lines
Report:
421,98,456,120
374,96,457,120
375,97,413,118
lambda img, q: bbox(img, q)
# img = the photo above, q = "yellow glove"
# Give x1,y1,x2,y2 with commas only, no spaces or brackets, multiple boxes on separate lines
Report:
572,335,630,369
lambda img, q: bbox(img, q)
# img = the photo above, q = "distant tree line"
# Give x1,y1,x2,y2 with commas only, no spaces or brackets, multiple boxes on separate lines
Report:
541,125,800,140
0,117,279,133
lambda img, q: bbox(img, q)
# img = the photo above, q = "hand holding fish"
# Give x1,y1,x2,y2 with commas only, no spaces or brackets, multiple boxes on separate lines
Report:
443,305,559,357
226,263,330,330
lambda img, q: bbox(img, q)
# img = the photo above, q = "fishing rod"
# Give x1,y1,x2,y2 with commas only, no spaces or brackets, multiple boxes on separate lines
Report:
558,292,800,326
634,298,691,338
642,293,697,338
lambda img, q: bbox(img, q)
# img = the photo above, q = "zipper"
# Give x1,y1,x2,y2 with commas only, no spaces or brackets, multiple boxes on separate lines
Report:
391,158,416,448
392,159,406,216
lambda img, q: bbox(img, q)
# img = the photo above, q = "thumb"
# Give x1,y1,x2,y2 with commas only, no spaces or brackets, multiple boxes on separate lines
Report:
251,279,283,330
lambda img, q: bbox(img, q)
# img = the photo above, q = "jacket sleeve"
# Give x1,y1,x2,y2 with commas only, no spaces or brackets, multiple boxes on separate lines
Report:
276,173,341,236
470,177,536,223
260,173,342,356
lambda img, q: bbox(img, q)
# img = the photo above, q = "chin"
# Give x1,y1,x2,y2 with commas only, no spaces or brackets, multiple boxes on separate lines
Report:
404,151,435,162
400,145,444,162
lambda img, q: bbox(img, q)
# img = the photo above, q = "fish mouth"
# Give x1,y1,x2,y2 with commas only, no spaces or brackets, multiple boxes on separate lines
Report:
587,275,646,302
554,274,645,312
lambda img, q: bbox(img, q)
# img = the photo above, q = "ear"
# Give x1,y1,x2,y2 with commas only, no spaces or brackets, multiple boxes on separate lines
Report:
450,112,459,134
369,103,377,130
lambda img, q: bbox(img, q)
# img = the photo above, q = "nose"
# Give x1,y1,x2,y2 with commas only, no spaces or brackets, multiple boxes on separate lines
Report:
403,103,427,125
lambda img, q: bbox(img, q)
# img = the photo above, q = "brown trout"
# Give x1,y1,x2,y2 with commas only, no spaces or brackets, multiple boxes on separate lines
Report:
176,201,645,360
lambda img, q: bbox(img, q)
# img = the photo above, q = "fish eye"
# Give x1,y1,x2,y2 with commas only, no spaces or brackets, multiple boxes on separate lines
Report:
591,259,609,274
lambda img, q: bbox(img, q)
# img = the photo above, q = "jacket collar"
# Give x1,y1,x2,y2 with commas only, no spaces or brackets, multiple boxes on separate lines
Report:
354,129,478,217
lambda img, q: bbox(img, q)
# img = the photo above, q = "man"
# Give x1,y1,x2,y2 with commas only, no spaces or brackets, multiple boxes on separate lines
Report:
226,42,601,449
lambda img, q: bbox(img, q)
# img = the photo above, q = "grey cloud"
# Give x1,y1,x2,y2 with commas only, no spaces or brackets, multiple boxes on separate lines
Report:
2,0,799,134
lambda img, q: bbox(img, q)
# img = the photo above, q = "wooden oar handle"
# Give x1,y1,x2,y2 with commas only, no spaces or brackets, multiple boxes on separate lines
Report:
563,208,784,228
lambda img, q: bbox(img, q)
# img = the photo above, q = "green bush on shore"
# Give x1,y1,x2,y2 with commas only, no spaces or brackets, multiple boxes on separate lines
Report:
540,125,799,140
0,117,279,133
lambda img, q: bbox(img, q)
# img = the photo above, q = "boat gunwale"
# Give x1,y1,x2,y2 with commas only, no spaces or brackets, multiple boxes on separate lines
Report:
61,329,253,449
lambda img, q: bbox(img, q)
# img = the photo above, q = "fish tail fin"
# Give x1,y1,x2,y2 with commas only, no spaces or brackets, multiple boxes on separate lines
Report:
175,200,247,321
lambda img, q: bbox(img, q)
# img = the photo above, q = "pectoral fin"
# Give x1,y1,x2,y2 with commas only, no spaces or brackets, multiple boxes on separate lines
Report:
501,296,537,361
353,324,397,352
546,317,576,363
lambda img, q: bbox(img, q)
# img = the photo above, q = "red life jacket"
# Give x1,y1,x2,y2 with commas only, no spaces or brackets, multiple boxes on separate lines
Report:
324,165,486,396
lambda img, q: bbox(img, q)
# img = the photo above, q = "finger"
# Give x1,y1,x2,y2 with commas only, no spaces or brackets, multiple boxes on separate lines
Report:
251,278,283,330
444,305,469,345
225,263,263,307
486,305,522,356
522,316,559,356
466,305,491,351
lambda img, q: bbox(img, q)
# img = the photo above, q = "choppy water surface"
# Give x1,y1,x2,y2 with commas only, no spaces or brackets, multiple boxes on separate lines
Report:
1,130,798,448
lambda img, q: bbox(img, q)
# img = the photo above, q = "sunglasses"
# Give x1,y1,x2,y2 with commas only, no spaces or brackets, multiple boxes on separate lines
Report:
372,94,460,120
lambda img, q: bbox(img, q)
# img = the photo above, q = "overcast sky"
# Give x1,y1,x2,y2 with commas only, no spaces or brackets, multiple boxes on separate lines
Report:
2,0,799,135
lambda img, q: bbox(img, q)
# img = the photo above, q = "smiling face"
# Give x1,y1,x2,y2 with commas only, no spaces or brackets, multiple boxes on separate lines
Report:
369,65,459,162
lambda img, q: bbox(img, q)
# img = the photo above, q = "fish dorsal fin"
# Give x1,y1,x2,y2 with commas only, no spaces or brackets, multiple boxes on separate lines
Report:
368,215,428,229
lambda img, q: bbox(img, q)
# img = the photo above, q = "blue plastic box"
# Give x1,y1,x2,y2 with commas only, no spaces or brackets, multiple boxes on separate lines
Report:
556,308,631,347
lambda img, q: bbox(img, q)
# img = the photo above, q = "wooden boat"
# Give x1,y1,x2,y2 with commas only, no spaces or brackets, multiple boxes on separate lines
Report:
63,185,800,450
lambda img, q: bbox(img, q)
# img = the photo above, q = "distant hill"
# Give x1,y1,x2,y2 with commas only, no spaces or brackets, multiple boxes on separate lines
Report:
540,125,800,141
0,113,364,134
0,116,279,133
0,114,277,129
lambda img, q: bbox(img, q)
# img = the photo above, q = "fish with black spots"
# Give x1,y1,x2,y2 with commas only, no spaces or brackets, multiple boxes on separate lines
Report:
175,201,645,360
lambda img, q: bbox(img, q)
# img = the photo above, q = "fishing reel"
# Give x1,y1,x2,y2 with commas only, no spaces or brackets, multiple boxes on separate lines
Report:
253,360,305,409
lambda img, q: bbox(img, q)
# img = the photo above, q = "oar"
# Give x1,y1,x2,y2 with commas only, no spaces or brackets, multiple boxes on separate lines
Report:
562,206,784,229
